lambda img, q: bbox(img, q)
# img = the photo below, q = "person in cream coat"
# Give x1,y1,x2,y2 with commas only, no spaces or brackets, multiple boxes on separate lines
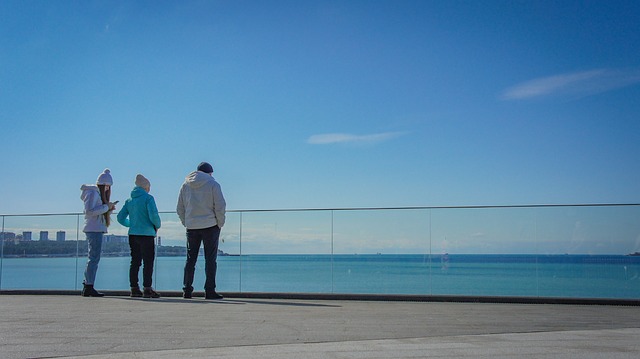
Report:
177,162,226,300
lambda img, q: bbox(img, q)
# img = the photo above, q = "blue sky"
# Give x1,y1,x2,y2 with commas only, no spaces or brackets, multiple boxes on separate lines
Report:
2,0,640,216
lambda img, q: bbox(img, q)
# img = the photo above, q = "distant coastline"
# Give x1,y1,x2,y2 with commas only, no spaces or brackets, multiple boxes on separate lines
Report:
0,240,234,258
2,241,639,260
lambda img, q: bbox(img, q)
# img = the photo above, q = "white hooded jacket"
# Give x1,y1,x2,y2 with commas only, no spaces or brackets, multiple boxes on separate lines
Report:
177,171,226,230
80,184,110,233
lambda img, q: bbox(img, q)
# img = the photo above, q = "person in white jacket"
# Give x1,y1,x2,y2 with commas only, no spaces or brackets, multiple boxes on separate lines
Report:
79,169,117,297
177,162,226,299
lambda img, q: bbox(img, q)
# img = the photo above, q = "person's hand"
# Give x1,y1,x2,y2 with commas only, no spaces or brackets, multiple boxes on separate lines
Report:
108,202,117,211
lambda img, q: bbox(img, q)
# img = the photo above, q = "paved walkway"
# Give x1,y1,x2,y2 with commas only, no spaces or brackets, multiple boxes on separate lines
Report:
1,294,639,358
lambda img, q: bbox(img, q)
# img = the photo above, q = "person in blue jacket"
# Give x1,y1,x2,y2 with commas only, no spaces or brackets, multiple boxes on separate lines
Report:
117,174,162,298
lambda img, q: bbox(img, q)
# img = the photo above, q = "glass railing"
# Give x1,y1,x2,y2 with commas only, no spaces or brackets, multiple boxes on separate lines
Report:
1,204,639,300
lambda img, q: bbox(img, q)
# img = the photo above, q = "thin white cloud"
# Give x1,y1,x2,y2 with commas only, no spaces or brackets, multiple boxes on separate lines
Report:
307,132,405,145
501,68,640,100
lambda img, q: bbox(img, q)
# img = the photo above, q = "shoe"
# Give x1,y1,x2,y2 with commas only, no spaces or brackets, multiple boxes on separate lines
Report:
205,292,223,300
130,287,143,297
82,284,105,297
183,291,192,299
143,288,160,298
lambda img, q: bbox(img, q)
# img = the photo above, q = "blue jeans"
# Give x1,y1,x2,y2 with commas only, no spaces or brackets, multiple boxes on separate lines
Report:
83,232,104,285
183,226,220,293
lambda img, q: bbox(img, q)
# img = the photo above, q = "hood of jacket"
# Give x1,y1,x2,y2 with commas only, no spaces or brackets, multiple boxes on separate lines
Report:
80,184,99,201
130,186,148,198
185,170,214,189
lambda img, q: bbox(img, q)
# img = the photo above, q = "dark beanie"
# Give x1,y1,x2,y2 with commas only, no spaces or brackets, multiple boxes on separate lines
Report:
197,162,214,174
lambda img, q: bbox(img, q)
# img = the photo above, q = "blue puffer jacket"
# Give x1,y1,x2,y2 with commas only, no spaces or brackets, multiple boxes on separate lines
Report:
117,187,161,236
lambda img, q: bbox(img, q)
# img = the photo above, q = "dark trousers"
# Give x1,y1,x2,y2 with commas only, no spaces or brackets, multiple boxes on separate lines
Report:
129,235,156,288
183,225,220,294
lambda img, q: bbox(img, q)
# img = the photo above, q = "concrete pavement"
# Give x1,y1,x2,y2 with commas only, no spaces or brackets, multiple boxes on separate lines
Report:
1,293,639,358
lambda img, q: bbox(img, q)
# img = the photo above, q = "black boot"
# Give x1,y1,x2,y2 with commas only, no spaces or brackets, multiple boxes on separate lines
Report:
143,287,160,298
82,284,105,297
130,287,143,297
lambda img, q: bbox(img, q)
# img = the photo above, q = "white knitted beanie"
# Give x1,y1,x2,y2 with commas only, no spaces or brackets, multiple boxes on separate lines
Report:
96,169,113,186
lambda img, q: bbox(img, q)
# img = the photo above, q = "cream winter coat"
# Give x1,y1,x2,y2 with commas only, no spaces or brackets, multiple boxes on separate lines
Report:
80,184,110,233
177,171,226,230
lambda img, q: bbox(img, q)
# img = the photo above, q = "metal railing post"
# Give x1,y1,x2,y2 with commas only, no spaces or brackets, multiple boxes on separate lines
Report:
330,210,334,293
428,209,432,295
75,214,80,291
1,215,4,290
239,211,243,293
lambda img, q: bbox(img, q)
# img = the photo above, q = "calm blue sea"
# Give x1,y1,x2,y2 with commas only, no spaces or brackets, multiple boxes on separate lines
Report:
1,254,639,299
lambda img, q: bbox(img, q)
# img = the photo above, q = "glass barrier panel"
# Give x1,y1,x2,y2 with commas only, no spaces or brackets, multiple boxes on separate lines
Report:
1,214,81,290
535,205,640,299
149,212,242,292
1,205,638,300
217,211,242,292
430,207,539,297
75,216,131,291
150,212,186,291
332,209,431,294
238,210,332,293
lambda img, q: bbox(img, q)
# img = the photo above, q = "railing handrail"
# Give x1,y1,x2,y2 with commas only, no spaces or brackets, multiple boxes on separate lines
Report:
2,203,640,217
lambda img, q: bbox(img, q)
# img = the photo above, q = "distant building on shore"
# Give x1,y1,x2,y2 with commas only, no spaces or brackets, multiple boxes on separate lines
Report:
23,231,32,241
56,231,66,242
1,232,17,242
104,234,127,244
39,231,49,241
